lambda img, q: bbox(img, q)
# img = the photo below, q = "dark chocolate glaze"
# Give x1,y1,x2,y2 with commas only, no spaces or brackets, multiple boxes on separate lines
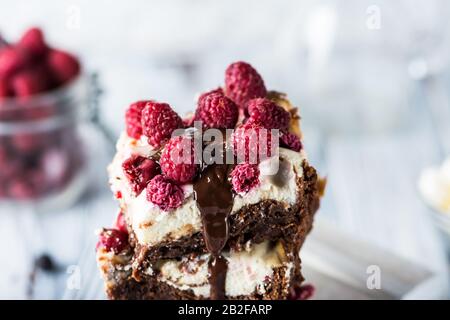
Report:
193,162,234,300
208,255,228,300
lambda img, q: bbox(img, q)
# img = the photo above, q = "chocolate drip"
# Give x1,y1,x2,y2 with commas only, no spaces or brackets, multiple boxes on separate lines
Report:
209,255,228,300
193,163,234,299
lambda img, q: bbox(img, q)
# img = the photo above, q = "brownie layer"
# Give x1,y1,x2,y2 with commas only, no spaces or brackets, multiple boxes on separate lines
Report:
106,266,294,300
97,242,303,300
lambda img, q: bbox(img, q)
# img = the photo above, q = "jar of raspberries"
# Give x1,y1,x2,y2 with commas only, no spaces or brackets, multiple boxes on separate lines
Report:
0,28,89,208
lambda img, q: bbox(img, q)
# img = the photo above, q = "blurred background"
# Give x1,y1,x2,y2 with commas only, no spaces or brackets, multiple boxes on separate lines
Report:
1,0,450,299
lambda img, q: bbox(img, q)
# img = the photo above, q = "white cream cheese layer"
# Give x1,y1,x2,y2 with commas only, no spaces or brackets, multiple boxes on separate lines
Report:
157,241,289,298
108,132,307,246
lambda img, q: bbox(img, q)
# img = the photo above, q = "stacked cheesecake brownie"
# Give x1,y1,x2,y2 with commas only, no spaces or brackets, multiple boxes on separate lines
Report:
96,62,324,300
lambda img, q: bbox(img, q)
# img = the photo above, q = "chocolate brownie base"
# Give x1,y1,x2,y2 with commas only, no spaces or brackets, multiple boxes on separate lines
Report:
106,265,296,300
99,245,302,300
131,161,319,274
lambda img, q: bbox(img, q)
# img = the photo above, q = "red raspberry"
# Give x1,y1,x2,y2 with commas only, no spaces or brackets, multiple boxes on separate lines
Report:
224,61,267,109
96,228,129,254
46,49,80,85
146,175,184,211
288,284,315,300
114,211,128,233
246,98,290,130
280,132,302,152
19,27,48,57
231,123,277,164
195,90,238,129
0,76,11,98
125,100,148,139
11,66,51,97
122,154,159,195
160,136,199,184
141,101,183,148
230,163,260,193
0,46,31,77
198,87,223,103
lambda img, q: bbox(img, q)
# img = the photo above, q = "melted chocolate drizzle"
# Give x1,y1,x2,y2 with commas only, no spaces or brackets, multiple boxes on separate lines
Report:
193,163,234,300
208,255,228,300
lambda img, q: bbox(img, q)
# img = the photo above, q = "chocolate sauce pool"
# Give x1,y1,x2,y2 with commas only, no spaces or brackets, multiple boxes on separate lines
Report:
193,163,234,299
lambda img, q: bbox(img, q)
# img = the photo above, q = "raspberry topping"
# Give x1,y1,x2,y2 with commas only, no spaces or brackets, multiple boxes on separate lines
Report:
125,101,148,139
231,123,277,163
160,136,199,184
198,87,223,103
97,228,129,254
195,90,238,129
122,154,159,196
19,27,48,57
114,211,128,233
246,98,290,130
280,132,302,152
141,101,183,148
224,61,267,109
230,163,260,194
46,49,80,85
146,174,184,211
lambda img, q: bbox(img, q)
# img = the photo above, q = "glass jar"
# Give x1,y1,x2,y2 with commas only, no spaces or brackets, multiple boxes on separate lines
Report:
0,74,90,210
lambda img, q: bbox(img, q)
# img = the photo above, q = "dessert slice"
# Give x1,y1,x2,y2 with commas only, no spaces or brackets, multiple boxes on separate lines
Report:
97,61,324,299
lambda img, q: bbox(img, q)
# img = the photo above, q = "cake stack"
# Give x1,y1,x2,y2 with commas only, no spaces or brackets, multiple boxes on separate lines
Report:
96,62,324,300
